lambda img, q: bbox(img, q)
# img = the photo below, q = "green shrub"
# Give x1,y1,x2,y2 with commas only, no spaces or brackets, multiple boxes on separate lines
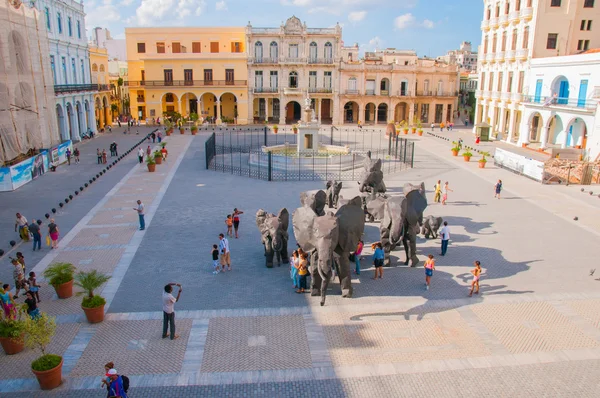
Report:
31,354,62,372
81,295,106,309
43,263,75,286
0,305,29,340
462,151,473,157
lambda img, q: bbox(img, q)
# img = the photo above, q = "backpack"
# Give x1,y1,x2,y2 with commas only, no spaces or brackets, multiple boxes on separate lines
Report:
121,375,129,392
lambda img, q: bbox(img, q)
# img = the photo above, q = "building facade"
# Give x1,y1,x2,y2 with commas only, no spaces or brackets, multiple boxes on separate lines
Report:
89,45,111,127
339,47,459,126
36,0,97,141
474,0,600,144
126,27,249,124
246,16,341,124
437,41,478,71
0,0,59,164
519,52,600,159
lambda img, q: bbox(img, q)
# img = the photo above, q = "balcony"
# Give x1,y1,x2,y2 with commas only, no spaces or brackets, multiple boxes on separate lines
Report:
281,57,306,64
380,90,389,96
515,49,528,60
475,89,484,98
344,89,360,95
417,90,433,96
308,87,333,94
522,95,598,111
521,7,533,20
54,84,102,94
495,51,505,61
485,53,495,62
126,80,247,88
509,10,520,23
499,14,508,26
251,57,279,64
505,49,516,60
307,58,335,65
501,92,511,101
396,90,413,97
491,91,501,100
283,87,303,95
365,89,376,96
253,87,279,94
136,96,145,103
481,19,490,30
490,17,499,28
511,92,523,102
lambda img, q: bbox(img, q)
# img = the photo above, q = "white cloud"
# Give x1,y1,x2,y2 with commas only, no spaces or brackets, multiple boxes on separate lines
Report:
120,0,135,5
422,19,434,29
348,10,367,22
394,13,415,30
86,0,123,29
215,0,227,10
135,0,205,26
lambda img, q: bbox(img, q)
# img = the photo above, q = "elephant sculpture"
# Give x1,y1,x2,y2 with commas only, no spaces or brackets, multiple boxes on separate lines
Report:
293,191,365,306
365,183,428,267
362,192,388,222
421,216,443,239
358,155,386,194
325,180,342,208
255,208,290,268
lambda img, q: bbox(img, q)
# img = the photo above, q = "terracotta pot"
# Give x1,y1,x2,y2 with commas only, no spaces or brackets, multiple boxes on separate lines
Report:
273,128,278,134
403,129,409,135
411,128,416,134
54,279,73,299
154,156,162,165
418,131,423,136
521,143,528,148
82,303,105,324
451,150,459,156
166,129,172,136
0,335,25,355
478,161,486,168
147,163,156,172
32,358,63,390
179,129,185,135
293,129,298,134
191,129,197,135
463,155,471,162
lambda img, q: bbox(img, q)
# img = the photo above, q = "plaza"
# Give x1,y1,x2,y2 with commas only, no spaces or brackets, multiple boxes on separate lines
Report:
1,124,600,396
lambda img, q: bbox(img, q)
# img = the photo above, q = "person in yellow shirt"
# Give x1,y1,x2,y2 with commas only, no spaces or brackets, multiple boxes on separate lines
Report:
434,180,442,203
296,253,309,294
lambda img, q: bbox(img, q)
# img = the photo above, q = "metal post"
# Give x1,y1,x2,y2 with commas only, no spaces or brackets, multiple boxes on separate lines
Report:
403,140,408,164
410,142,415,168
264,126,267,147
330,126,334,145
388,130,392,156
268,152,272,182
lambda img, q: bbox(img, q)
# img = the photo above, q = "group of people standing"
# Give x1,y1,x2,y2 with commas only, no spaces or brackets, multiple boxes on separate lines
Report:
15,213,60,250
2,252,42,320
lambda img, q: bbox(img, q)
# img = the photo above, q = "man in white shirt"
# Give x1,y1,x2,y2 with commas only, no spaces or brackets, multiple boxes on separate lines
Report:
219,233,231,271
440,221,450,256
134,200,145,231
138,148,144,164
162,283,182,340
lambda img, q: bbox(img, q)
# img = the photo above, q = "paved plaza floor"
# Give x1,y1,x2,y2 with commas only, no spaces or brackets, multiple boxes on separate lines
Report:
1,127,599,397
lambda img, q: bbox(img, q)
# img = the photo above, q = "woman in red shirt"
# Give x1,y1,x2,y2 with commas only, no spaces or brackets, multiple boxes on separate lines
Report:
232,208,244,239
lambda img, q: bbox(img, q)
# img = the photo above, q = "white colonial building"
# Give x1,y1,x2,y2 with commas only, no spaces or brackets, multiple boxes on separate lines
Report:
519,52,600,159
246,16,341,124
437,41,478,72
36,0,97,141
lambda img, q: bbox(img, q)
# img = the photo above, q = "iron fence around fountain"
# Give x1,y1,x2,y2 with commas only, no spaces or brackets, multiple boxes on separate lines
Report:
204,126,414,182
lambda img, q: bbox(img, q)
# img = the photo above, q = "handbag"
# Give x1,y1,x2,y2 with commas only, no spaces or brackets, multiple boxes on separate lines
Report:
46,235,51,246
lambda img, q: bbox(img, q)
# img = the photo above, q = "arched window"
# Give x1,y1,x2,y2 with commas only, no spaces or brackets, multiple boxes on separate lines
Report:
289,71,298,88
99,64,105,72
324,42,333,61
309,42,317,62
92,63,98,72
254,41,263,61
270,41,278,61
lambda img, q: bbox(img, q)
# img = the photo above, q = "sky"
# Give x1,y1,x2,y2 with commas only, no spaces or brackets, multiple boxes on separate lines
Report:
84,0,483,57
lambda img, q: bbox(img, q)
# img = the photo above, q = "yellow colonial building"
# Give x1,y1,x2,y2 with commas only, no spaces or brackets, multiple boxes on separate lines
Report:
89,45,111,128
125,27,248,124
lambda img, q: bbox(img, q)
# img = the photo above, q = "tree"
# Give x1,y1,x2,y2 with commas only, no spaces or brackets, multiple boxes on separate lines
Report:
110,104,118,118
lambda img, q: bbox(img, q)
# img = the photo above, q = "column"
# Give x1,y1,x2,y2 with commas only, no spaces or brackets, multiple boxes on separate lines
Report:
482,102,489,124
265,98,270,122
506,108,516,142
498,105,506,137
408,102,415,125
540,126,550,149
216,100,221,121
357,103,363,124
178,100,182,115
561,130,569,148
279,96,285,124
317,98,322,123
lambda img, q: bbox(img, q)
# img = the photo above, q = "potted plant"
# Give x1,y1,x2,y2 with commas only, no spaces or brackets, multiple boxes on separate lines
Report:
451,142,460,156
0,305,29,355
179,126,185,134
146,155,156,172
26,313,62,390
43,263,76,299
416,120,423,136
153,150,163,165
273,125,279,134
164,120,173,136
479,151,490,168
462,150,473,162
292,124,298,134
400,120,409,135
74,270,111,324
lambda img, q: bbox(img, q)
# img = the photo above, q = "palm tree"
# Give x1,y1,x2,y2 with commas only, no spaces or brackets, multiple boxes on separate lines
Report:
74,270,110,299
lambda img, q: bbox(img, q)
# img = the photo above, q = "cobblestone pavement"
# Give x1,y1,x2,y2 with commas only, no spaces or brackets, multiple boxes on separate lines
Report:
1,129,600,396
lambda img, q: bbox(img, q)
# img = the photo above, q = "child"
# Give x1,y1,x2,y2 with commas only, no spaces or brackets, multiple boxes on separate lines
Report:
24,291,40,319
101,362,114,390
225,215,233,237
290,250,299,289
211,244,220,274
372,242,384,280
296,253,309,294
442,182,453,205
469,261,482,297
28,272,41,303
424,254,435,290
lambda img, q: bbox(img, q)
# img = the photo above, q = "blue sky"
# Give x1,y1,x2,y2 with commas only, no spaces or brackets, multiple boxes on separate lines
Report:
84,0,483,57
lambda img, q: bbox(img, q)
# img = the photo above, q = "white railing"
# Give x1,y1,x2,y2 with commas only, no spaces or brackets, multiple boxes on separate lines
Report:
499,15,508,25
521,7,533,19
501,92,511,101
516,49,528,59
511,92,523,102
495,51,505,61
505,50,515,60
509,11,520,23
481,20,490,30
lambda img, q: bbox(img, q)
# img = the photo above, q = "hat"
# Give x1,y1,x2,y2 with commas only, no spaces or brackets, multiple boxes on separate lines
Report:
105,369,117,377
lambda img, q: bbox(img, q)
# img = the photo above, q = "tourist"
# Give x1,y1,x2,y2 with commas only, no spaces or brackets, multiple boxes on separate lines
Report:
424,254,435,290
211,244,220,274
353,239,364,275
24,291,40,319
372,242,384,280
151,132,156,143
0,284,16,318
16,252,26,273
457,138,463,150
223,214,233,237
102,149,107,164
232,208,244,239
296,253,309,293
29,219,41,251
12,258,26,299
290,250,300,288
357,120,362,129
146,145,151,157
48,218,59,249
162,283,182,340
440,221,450,256
494,179,503,199
138,147,144,164
475,135,480,144
97,149,102,164
15,212,29,241
218,233,231,271
469,261,482,296
161,145,168,160
433,180,441,203
157,132,163,143
73,147,80,164
106,369,128,398
431,122,434,132
28,272,41,302
442,181,453,205
66,148,72,165
101,362,114,391
134,200,145,231
113,142,118,157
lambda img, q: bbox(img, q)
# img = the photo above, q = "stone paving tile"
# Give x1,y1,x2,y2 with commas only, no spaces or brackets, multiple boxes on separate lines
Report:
70,319,192,377
33,282,87,316
568,299,600,330
315,308,490,366
51,249,125,274
87,209,139,225
116,182,167,195
471,301,600,354
66,226,136,247
201,316,312,373
0,324,80,380
102,194,155,210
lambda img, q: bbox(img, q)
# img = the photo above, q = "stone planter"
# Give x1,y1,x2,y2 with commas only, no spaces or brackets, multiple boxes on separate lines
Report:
32,358,63,390
53,280,73,299
0,335,25,355
147,163,156,172
82,303,105,324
